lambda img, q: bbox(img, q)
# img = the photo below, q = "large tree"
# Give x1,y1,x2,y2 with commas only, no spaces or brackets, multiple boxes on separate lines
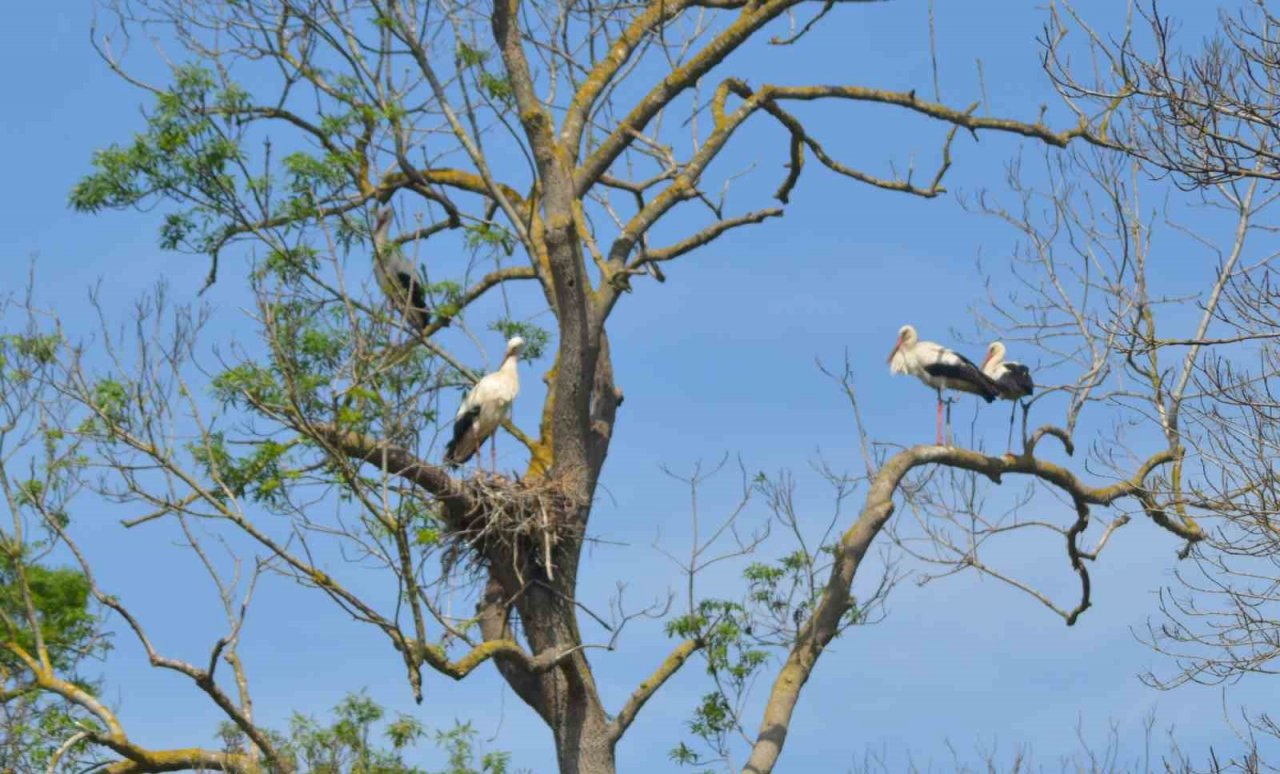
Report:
6,0,1260,772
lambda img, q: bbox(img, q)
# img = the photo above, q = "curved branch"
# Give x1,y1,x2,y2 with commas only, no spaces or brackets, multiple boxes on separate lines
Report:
416,635,589,680
7,644,256,774
97,745,253,774
608,637,702,742
1026,424,1076,456
745,89,959,202
306,422,471,517
632,208,784,269
761,84,1111,148
47,731,89,774
425,265,538,332
380,166,528,209
741,442,1188,774
597,75,1091,311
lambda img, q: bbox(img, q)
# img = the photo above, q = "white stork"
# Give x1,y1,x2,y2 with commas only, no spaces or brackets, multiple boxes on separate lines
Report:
982,341,1035,449
888,324,1000,445
372,208,430,332
444,336,525,469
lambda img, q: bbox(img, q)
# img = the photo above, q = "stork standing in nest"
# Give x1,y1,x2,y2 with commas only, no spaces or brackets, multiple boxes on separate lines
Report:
372,207,430,333
888,324,1000,445
982,341,1035,451
445,336,525,470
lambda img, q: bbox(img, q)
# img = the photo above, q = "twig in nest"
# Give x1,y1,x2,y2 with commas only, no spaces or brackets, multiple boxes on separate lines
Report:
441,471,585,583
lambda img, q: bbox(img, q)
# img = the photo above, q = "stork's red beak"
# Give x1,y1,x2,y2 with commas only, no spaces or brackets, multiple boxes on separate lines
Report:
887,336,902,364
981,350,992,367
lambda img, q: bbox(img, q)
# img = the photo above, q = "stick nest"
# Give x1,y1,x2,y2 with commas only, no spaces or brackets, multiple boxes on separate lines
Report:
443,470,585,582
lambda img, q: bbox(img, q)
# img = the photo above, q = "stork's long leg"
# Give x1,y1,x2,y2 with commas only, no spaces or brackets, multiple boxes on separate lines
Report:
1006,400,1017,453
1020,400,1031,449
944,397,955,446
490,433,497,473
935,389,944,446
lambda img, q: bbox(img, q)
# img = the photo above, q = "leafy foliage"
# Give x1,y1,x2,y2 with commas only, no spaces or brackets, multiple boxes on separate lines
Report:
0,555,98,674
188,433,297,507
665,597,768,768
69,63,245,253
257,245,321,284
665,540,869,768
0,555,104,772
432,721,514,774
91,378,130,425
4,333,60,366
489,319,550,362
215,692,519,773
463,223,516,256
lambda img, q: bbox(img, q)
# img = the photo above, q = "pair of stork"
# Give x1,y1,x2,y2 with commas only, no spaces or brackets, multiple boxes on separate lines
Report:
888,324,1034,447
370,208,523,468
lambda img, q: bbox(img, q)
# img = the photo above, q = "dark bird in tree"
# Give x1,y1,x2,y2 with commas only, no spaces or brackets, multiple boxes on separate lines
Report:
982,341,1035,450
445,336,525,469
372,207,430,332
888,324,999,445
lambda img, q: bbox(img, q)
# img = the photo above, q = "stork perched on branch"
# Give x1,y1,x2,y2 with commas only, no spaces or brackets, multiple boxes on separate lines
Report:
982,341,1035,450
888,324,999,445
445,336,525,470
372,208,430,333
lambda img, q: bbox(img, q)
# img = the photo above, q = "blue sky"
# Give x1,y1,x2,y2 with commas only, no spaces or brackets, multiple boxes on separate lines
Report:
1,1,1271,771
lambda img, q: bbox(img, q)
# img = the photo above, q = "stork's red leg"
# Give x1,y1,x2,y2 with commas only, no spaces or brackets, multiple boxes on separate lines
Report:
935,391,944,446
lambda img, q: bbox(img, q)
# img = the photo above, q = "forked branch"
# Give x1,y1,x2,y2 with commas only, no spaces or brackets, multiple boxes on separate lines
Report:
742,436,1194,773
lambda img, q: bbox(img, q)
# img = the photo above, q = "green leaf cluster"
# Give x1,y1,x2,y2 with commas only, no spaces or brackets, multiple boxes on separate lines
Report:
463,223,516,256
666,598,768,767
229,692,517,774
91,378,130,425
0,544,104,772
3,333,60,366
70,63,244,253
488,319,550,361
256,245,321,284
188,433,297,507
0,554,98,673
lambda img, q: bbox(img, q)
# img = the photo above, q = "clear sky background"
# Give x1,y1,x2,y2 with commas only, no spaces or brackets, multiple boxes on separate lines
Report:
2,1,1271,771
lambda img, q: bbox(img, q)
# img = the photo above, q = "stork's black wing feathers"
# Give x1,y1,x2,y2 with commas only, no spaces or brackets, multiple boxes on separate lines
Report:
923,353,1000,402
444,406,481,466
996,363,1034,399
395,270,431,331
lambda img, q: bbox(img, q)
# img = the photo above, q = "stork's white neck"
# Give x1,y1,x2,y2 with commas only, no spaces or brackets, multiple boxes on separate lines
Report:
982,349,1005,377
500,351,520,376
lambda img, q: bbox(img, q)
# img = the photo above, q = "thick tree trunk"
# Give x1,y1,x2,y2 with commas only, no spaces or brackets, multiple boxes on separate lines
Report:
553,705,616,774
481,15,619,758
489,569,615,774
482,560,618,772
515,540,611,768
